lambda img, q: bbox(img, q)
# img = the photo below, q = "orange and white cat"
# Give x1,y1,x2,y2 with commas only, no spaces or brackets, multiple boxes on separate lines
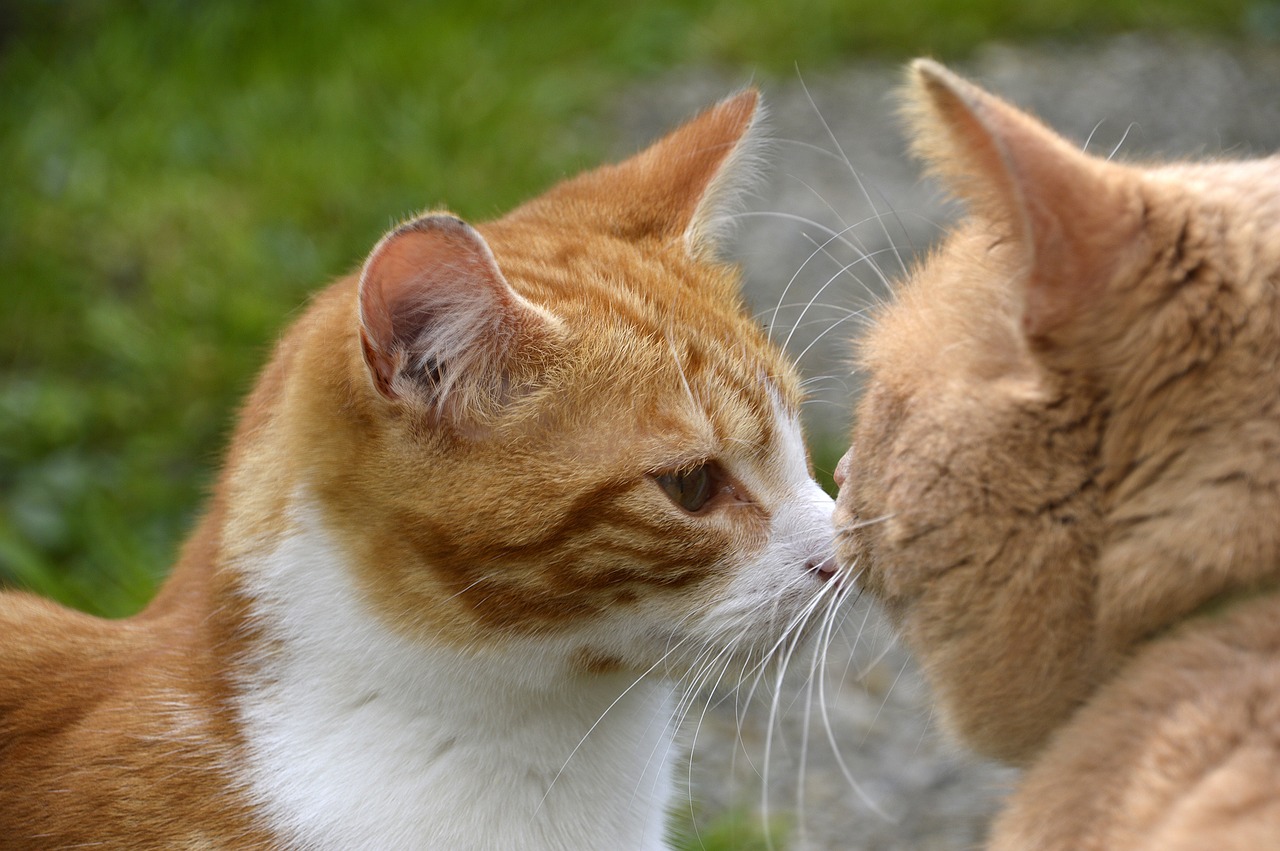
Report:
1,91,842,850
837,61,1280,848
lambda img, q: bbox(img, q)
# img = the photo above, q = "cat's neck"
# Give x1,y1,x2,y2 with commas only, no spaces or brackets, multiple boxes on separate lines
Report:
232,495,678,851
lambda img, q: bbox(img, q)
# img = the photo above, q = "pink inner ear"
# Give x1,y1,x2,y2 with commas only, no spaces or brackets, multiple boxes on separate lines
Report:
357,215,514,402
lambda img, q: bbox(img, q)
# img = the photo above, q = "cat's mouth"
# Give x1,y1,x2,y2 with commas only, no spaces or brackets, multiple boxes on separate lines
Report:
832,502,869,591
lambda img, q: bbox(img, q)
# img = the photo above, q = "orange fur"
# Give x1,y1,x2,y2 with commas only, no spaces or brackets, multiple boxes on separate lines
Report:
837,60,1280,847
2,91,837,849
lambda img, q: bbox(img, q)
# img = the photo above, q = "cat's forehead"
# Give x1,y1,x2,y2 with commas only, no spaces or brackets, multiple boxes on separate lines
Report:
475,222,803,459
485,222,745,317
489,225,797,388
580,309,802,452
862,225,1029,386
865,154,1280,396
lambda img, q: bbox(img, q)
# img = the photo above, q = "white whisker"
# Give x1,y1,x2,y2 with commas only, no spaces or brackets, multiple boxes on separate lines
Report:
1108,122,1139,161
798,73,908,276
1082,118,1106,154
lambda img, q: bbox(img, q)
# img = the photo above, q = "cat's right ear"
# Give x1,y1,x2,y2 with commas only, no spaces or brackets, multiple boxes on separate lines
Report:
357,214,558,425
905,59,1144,341
523,89,766,263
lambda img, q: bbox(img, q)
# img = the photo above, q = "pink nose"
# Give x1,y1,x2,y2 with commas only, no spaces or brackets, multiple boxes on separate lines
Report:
806,555,838,581
833,449,852,488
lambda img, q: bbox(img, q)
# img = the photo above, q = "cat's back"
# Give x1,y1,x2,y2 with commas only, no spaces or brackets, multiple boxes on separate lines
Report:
0,590,147,725
0,592,267,849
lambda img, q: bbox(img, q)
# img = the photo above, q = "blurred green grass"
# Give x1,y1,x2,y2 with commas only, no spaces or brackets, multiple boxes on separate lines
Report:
0,0,1266,618
671,806,790,851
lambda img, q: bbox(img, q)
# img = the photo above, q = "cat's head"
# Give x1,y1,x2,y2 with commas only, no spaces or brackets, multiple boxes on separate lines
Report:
835,61,1280,761
241,91,839,684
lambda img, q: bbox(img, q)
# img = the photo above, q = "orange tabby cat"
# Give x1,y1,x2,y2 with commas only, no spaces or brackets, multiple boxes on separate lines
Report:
0,91,841,850
836,61,1280,849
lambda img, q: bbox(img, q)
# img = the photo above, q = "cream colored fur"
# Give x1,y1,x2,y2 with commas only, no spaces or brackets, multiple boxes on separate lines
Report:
836,60,1280,848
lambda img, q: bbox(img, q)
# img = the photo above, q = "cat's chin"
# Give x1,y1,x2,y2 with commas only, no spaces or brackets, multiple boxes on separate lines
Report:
555,572,836,689
678,586,844,692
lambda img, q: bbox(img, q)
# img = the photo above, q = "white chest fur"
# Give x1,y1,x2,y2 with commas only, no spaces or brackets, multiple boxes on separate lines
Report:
235,504,678,851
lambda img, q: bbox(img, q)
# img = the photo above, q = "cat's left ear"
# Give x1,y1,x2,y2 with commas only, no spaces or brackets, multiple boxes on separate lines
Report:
906,60,1145,340
357,214,559,427
543,89,766,261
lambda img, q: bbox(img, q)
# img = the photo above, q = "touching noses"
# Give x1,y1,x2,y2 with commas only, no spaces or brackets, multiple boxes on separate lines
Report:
806,554,838,582
795,479,838,582
833,448,852,489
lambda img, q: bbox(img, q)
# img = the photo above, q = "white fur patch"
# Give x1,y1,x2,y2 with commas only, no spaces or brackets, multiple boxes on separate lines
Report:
235,502,678,851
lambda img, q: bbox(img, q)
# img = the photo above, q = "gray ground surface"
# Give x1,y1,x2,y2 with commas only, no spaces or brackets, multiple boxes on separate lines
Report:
615,35,1280,849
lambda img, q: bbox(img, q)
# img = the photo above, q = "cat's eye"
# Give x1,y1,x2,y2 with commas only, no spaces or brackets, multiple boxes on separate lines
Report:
656,466,715,513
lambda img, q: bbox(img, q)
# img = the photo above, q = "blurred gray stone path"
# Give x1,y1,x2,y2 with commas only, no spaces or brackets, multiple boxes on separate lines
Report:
615,35,1280,849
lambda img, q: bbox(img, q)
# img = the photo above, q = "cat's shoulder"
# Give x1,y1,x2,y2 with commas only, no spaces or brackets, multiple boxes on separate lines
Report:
0,590,268,848
993,594,1280,849
0,589,125,667
0,592,159,737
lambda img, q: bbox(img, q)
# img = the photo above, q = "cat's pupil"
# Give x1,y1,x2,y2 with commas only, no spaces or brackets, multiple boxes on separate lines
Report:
656,466,714,513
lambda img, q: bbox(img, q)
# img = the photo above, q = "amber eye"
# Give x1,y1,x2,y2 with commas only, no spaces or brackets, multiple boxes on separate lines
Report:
656,466,714,513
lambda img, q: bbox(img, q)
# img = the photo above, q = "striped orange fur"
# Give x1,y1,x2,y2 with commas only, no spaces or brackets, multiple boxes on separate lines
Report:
2,91,840,850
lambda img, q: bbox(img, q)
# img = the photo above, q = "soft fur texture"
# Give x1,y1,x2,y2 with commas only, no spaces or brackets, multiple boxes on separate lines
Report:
0,91,841,850
835,60,1280,848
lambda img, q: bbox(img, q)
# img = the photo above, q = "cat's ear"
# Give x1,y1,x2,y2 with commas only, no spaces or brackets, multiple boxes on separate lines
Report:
905,59,1143,339
670,89,767,260
543,89,766,261
357,214,557,423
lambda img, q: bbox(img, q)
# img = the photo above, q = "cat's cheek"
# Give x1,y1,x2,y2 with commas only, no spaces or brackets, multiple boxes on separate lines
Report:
836,501,922,618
